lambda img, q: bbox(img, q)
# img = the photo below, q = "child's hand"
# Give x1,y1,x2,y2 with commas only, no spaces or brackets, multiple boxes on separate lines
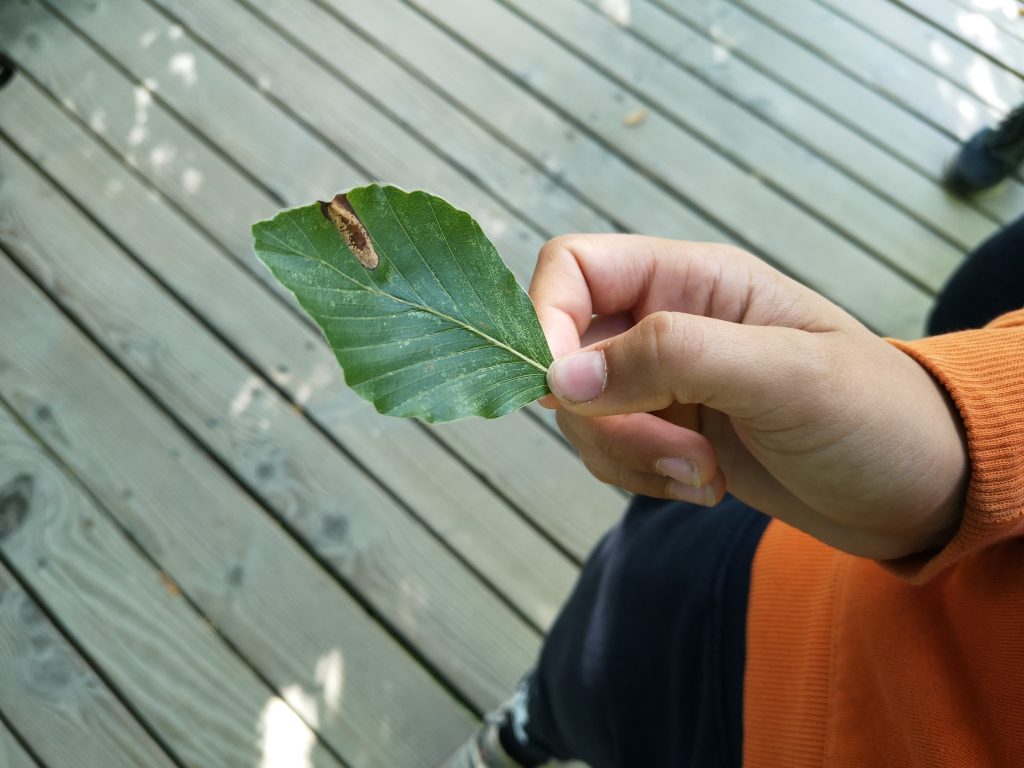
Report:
530,235,968,560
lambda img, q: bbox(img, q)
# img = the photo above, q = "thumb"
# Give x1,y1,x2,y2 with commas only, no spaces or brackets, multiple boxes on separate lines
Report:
546,311,825,418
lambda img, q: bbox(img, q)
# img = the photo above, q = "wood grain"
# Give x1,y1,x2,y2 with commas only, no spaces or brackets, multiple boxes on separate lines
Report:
816,0,1024,96
942,0,1024,46
189,0,614,238
576,0,999,251
433,414,620,562
730,0,1005,132
3,0,623,564
649,0,1024,225
0,563,177,768
0,244,479,766
345,0,932,337
0,38,579,633
0,128,540,711
312,0,727,245
509,0,965,294
56,0,533,285
0,718,40,768
0,403,348,767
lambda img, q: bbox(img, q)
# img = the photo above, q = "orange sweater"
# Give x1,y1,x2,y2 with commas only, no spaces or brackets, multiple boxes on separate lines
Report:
744,309,1024,767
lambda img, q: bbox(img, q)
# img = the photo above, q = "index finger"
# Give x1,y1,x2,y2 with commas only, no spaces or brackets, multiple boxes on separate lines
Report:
529,234,667,359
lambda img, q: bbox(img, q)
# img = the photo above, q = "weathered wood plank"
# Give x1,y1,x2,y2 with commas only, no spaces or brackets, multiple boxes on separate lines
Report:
750,0,1024,188
349,0,933,337
649,0,1024,224
728,0,1008,140
824,0,1024,86
0,561,176,768
0,131,539,711
0,718,40,768
434,410,618,562
577,0,999,252
507,0,964,293
172,0,725,242
0,398,344,767
12,0,624,554
183,0,614,240
54,0,519,285
943,0,1024,45
308,0,729,246
0,242,479,766
0,59,577,635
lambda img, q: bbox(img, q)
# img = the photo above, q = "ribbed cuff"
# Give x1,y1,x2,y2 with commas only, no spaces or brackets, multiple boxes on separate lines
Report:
880,310,1024,584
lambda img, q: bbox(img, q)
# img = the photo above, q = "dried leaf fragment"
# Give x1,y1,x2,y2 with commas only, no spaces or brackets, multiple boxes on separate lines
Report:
624,108,648,127
159,571,181,597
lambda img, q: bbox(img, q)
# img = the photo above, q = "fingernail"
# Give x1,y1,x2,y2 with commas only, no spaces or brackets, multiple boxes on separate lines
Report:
667,481,717,507
657,458,701,488
547,351,607,404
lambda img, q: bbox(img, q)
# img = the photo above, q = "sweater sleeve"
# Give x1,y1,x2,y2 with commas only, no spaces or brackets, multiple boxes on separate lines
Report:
879,309,1024,585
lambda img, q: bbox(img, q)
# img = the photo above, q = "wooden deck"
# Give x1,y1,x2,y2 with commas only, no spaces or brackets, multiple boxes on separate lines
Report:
0,0,1020,765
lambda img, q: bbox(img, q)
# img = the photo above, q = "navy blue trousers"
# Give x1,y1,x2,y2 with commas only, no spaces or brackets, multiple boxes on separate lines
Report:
516,213,1024,768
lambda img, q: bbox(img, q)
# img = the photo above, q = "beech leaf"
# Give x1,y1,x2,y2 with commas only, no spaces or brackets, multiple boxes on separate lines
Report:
252,184,554,422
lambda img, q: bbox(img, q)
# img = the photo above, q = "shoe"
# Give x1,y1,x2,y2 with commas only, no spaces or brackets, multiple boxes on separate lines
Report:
441,681,552,768
442,717,527,768
943,105,1024,195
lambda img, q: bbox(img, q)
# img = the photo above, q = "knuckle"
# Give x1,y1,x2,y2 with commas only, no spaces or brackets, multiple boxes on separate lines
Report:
638,311,704,375
801,332,843,389
537,234,585,269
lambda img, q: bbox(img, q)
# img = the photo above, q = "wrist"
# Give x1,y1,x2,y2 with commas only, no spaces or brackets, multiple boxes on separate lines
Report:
890,353,970,557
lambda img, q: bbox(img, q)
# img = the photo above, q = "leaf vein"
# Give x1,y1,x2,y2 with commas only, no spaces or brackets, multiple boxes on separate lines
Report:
290,233,548,373
383,191,463,316
330,326,461,353
384,359,535,415
350,342,499,388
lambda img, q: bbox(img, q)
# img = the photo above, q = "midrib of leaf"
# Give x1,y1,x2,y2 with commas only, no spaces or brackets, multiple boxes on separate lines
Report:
385,192,531,371
267,226,549,374
423,195,503,347
350,275,550,374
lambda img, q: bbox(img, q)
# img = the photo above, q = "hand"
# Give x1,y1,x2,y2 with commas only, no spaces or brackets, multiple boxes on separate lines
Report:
530,235,969,559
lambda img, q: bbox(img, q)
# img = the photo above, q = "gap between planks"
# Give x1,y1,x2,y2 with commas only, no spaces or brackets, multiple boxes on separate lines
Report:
0,0,602,599
0,238,477,766
33,0,625,557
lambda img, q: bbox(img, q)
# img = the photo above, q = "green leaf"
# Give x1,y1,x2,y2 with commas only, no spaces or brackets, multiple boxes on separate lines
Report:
252,184,554,422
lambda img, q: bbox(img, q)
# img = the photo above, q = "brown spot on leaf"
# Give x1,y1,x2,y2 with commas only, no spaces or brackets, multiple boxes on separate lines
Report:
319,193,379,269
